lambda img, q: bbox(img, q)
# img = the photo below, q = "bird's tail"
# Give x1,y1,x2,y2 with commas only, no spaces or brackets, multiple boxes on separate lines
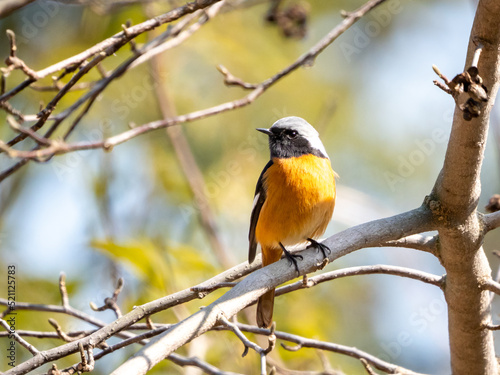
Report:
256,246,283,328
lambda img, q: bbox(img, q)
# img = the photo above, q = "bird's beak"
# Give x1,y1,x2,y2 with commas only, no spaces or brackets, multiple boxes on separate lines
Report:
256,128,273,136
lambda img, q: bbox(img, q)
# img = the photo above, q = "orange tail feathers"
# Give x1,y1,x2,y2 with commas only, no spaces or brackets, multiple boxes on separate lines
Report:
256,246,283,328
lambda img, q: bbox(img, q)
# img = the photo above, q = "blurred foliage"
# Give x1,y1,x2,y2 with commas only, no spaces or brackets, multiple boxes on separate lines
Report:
0,0,499,374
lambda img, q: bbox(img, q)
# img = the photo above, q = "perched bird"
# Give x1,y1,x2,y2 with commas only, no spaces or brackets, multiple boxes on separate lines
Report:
248,116,336,328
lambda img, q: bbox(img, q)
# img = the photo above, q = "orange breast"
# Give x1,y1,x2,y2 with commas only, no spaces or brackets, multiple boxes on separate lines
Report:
255,154,336,250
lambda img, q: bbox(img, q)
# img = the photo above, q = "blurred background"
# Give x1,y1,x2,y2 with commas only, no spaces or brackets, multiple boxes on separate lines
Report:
0,0,499,374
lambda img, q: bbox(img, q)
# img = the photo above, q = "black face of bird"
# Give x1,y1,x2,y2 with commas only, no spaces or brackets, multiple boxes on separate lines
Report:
256,125,327,159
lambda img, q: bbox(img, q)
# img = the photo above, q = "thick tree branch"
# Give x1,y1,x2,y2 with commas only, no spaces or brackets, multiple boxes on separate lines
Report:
107,206,432,375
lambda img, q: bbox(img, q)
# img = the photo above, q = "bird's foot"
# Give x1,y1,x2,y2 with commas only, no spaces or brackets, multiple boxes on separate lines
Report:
280,243,302,275
307,238,331,260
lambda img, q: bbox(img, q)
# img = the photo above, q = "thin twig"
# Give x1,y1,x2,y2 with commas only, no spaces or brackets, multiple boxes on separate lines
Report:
90,278,124,318
218,315,266,358
0,318,40,356
0,3,224,180
6,116,51,146
0,0,390,166
471,43,484,68
48,318,87,343
360,358,378,375
59,273,70,309
0,329,94,339
219,323,428,375
0,0,223,103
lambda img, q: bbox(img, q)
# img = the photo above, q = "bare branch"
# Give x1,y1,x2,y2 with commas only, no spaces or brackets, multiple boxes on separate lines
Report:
59,273,70,309
1,30,40,79
0,318,40,356
429,0,500,371
0,0,391,166
106,206,432,375
48,318,87,343
168,353,244,375
217,65,258,89
2,257,258,375
190,282,238,294
90,278,124,318
6,116,51,146
360,358,378,375
483,323,500,331
481,278,500,295
229,323,428,375
0,0,223,103
0,0,36,19
483,210,500,232
275,264,444,298
0,1,227,181
0,329,93,339
218,315,267,364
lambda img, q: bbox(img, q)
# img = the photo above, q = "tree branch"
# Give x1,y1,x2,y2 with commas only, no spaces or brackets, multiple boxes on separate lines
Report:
106,205,432,375
275,264,444,298
0,0,36,19
0,318,39,356
483,210,500,232
227,323,428,375
0,0,390,165
0,0,223,103
379,233,438,253
0,3,223,182
481,278,500,295
2,258,258,375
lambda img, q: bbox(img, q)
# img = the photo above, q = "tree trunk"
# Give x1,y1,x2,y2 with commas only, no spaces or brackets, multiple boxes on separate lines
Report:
431,0,500,373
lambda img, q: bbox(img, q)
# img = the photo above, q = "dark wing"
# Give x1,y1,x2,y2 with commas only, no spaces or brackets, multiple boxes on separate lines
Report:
248,160,273,263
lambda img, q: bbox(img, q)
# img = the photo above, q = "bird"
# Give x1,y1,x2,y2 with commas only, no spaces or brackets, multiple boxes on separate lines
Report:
248,116,336,328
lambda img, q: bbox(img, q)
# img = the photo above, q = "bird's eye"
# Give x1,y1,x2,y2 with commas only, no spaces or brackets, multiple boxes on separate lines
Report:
286,130,298,139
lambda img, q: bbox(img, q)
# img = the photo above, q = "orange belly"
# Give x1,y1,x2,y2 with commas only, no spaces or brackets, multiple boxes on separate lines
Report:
255,155,336,252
